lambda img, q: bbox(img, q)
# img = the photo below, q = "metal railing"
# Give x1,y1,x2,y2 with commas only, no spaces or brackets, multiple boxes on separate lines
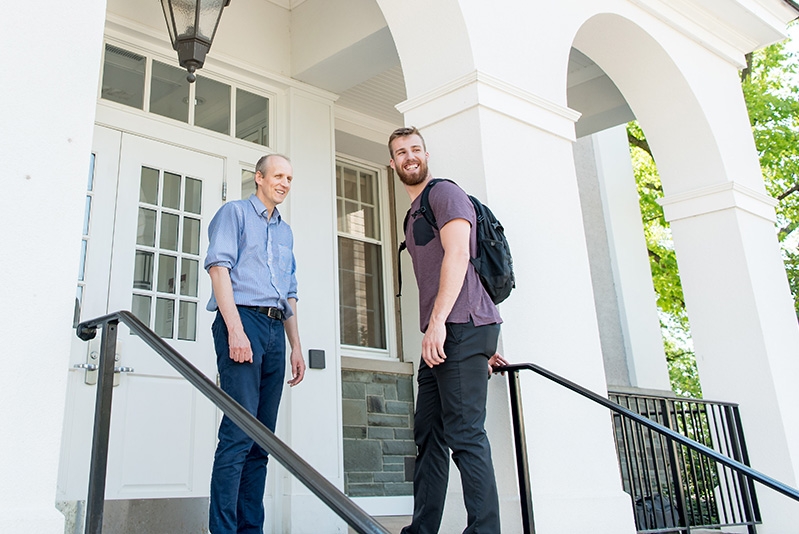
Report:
75,311,389,534
610,392,759,533
495,363,799,534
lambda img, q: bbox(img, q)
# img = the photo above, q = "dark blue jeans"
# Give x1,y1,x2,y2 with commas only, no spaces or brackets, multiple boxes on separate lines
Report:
209,308,286,534
402,321,502,534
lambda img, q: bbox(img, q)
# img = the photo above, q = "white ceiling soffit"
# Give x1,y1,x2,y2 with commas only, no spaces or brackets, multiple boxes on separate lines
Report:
337,65,406,125
293,26,400,94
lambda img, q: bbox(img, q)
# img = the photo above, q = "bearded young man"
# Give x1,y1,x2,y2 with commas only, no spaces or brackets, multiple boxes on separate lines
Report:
389,127,508,534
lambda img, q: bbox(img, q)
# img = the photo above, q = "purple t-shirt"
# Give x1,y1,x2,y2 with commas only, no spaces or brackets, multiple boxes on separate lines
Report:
405,179,502,332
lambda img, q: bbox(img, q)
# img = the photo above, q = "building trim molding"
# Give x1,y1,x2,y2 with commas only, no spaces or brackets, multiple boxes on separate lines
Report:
658,181,778,222
396,70,581,141
628,0,788,65
334,106,400,145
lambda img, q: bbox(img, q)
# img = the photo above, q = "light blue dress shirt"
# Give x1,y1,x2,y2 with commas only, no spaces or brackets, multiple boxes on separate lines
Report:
204,194,298,318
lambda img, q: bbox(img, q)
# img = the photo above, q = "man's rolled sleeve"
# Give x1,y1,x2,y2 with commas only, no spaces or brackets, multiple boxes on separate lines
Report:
204,203,240,272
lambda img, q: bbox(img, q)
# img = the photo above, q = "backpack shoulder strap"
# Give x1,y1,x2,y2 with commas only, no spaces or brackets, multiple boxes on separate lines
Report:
419,178,458,230
396,207,412,297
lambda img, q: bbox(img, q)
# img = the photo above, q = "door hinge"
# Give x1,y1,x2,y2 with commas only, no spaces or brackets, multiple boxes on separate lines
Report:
222,181,227,202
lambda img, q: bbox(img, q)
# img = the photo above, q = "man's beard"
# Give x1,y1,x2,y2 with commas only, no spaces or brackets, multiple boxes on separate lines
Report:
396,158,429,186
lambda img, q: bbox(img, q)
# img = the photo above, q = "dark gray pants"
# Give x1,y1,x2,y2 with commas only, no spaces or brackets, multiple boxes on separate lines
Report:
402,321,501,534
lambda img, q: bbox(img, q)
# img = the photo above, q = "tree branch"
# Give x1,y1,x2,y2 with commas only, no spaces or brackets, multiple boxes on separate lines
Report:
628,131,653,159
777,182,799,201
741,52,753,83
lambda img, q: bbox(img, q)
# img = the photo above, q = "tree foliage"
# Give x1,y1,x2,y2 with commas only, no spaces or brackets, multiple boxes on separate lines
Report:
627,23,798,398
741,28,799,315
628,122,700,397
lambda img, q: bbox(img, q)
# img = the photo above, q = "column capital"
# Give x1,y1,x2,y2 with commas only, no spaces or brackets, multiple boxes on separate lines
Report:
396,70,581,141
658,181,777,223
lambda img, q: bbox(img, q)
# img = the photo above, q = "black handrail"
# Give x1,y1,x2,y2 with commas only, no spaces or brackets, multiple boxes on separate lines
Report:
76,311,389,534
495,362,799,534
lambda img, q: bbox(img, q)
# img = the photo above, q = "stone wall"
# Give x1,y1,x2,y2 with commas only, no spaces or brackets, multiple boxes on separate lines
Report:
342,364,416,497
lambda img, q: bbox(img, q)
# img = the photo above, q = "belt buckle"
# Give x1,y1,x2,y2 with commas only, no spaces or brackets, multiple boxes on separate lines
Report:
267,307,282,320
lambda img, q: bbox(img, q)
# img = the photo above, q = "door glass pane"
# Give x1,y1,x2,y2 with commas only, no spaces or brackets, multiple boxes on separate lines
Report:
83,196,92,235
150,60,189,123
183,218,200,255
178,301,197,341
137,208,157,246
241,170,256,199
87,153,95,191
78,240,87,282
160,213,179,251
163,172,181,210
134,163,203,339
236,89,268,146
337,237,386,349
132,294,151,326
101,44,145,109
157,254,177,293
181,258,199,297
184,177,202,214
155,298,175,338
73,286,84,328
195,76,231,134
140,167,159,204
134,251,154,290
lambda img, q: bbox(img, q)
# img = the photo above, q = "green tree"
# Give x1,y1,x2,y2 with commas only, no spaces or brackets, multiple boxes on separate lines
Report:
742,28,799,314
627,122,700,397
627,23,799,398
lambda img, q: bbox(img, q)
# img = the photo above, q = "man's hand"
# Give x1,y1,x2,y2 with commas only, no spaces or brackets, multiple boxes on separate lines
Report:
488,352,509,375
421,321,447,367
228,328,253,363
287,347,306,386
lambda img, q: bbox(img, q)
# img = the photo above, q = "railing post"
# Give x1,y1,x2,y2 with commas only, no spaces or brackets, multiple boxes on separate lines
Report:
507,369,535,534
663,398,689,530
84,320,118,534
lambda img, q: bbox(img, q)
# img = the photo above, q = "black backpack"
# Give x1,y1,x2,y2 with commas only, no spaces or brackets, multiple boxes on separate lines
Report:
397,178,515,304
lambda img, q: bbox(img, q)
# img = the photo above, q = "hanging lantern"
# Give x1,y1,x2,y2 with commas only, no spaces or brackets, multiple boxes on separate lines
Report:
161,0,231,83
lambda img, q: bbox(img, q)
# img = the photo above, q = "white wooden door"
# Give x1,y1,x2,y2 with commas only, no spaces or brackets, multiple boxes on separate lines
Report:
59,125,224,500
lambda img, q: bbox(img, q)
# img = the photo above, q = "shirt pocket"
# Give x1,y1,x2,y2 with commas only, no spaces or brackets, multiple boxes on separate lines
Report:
278,244,293,275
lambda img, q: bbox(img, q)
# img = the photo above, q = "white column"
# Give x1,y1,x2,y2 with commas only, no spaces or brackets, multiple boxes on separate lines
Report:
0,2,106,533
591,125,671,391
662,187,799,534
274,86,347,533
398,72,637,534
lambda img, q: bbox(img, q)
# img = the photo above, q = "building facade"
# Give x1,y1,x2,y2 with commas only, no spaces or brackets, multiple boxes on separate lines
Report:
2,1,799,533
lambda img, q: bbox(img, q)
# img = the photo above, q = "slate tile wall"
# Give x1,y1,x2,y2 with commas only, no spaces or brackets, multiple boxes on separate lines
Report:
342,369,415,496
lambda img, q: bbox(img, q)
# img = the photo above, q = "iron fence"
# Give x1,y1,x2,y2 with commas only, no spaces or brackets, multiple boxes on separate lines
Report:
610,392,760,533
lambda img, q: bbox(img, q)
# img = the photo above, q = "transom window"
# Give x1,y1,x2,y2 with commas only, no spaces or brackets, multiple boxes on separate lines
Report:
101,43,270,147
336,161,387,350
131,166,203,340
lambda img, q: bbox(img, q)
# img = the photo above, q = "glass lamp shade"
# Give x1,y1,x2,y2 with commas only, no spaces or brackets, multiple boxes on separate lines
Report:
161,0,231,82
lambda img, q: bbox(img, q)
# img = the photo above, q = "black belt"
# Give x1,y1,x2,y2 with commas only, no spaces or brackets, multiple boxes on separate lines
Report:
239,305,284,320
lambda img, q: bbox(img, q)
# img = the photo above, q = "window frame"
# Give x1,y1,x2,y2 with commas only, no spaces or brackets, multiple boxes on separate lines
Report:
335,154,399,361
98,37,276,151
